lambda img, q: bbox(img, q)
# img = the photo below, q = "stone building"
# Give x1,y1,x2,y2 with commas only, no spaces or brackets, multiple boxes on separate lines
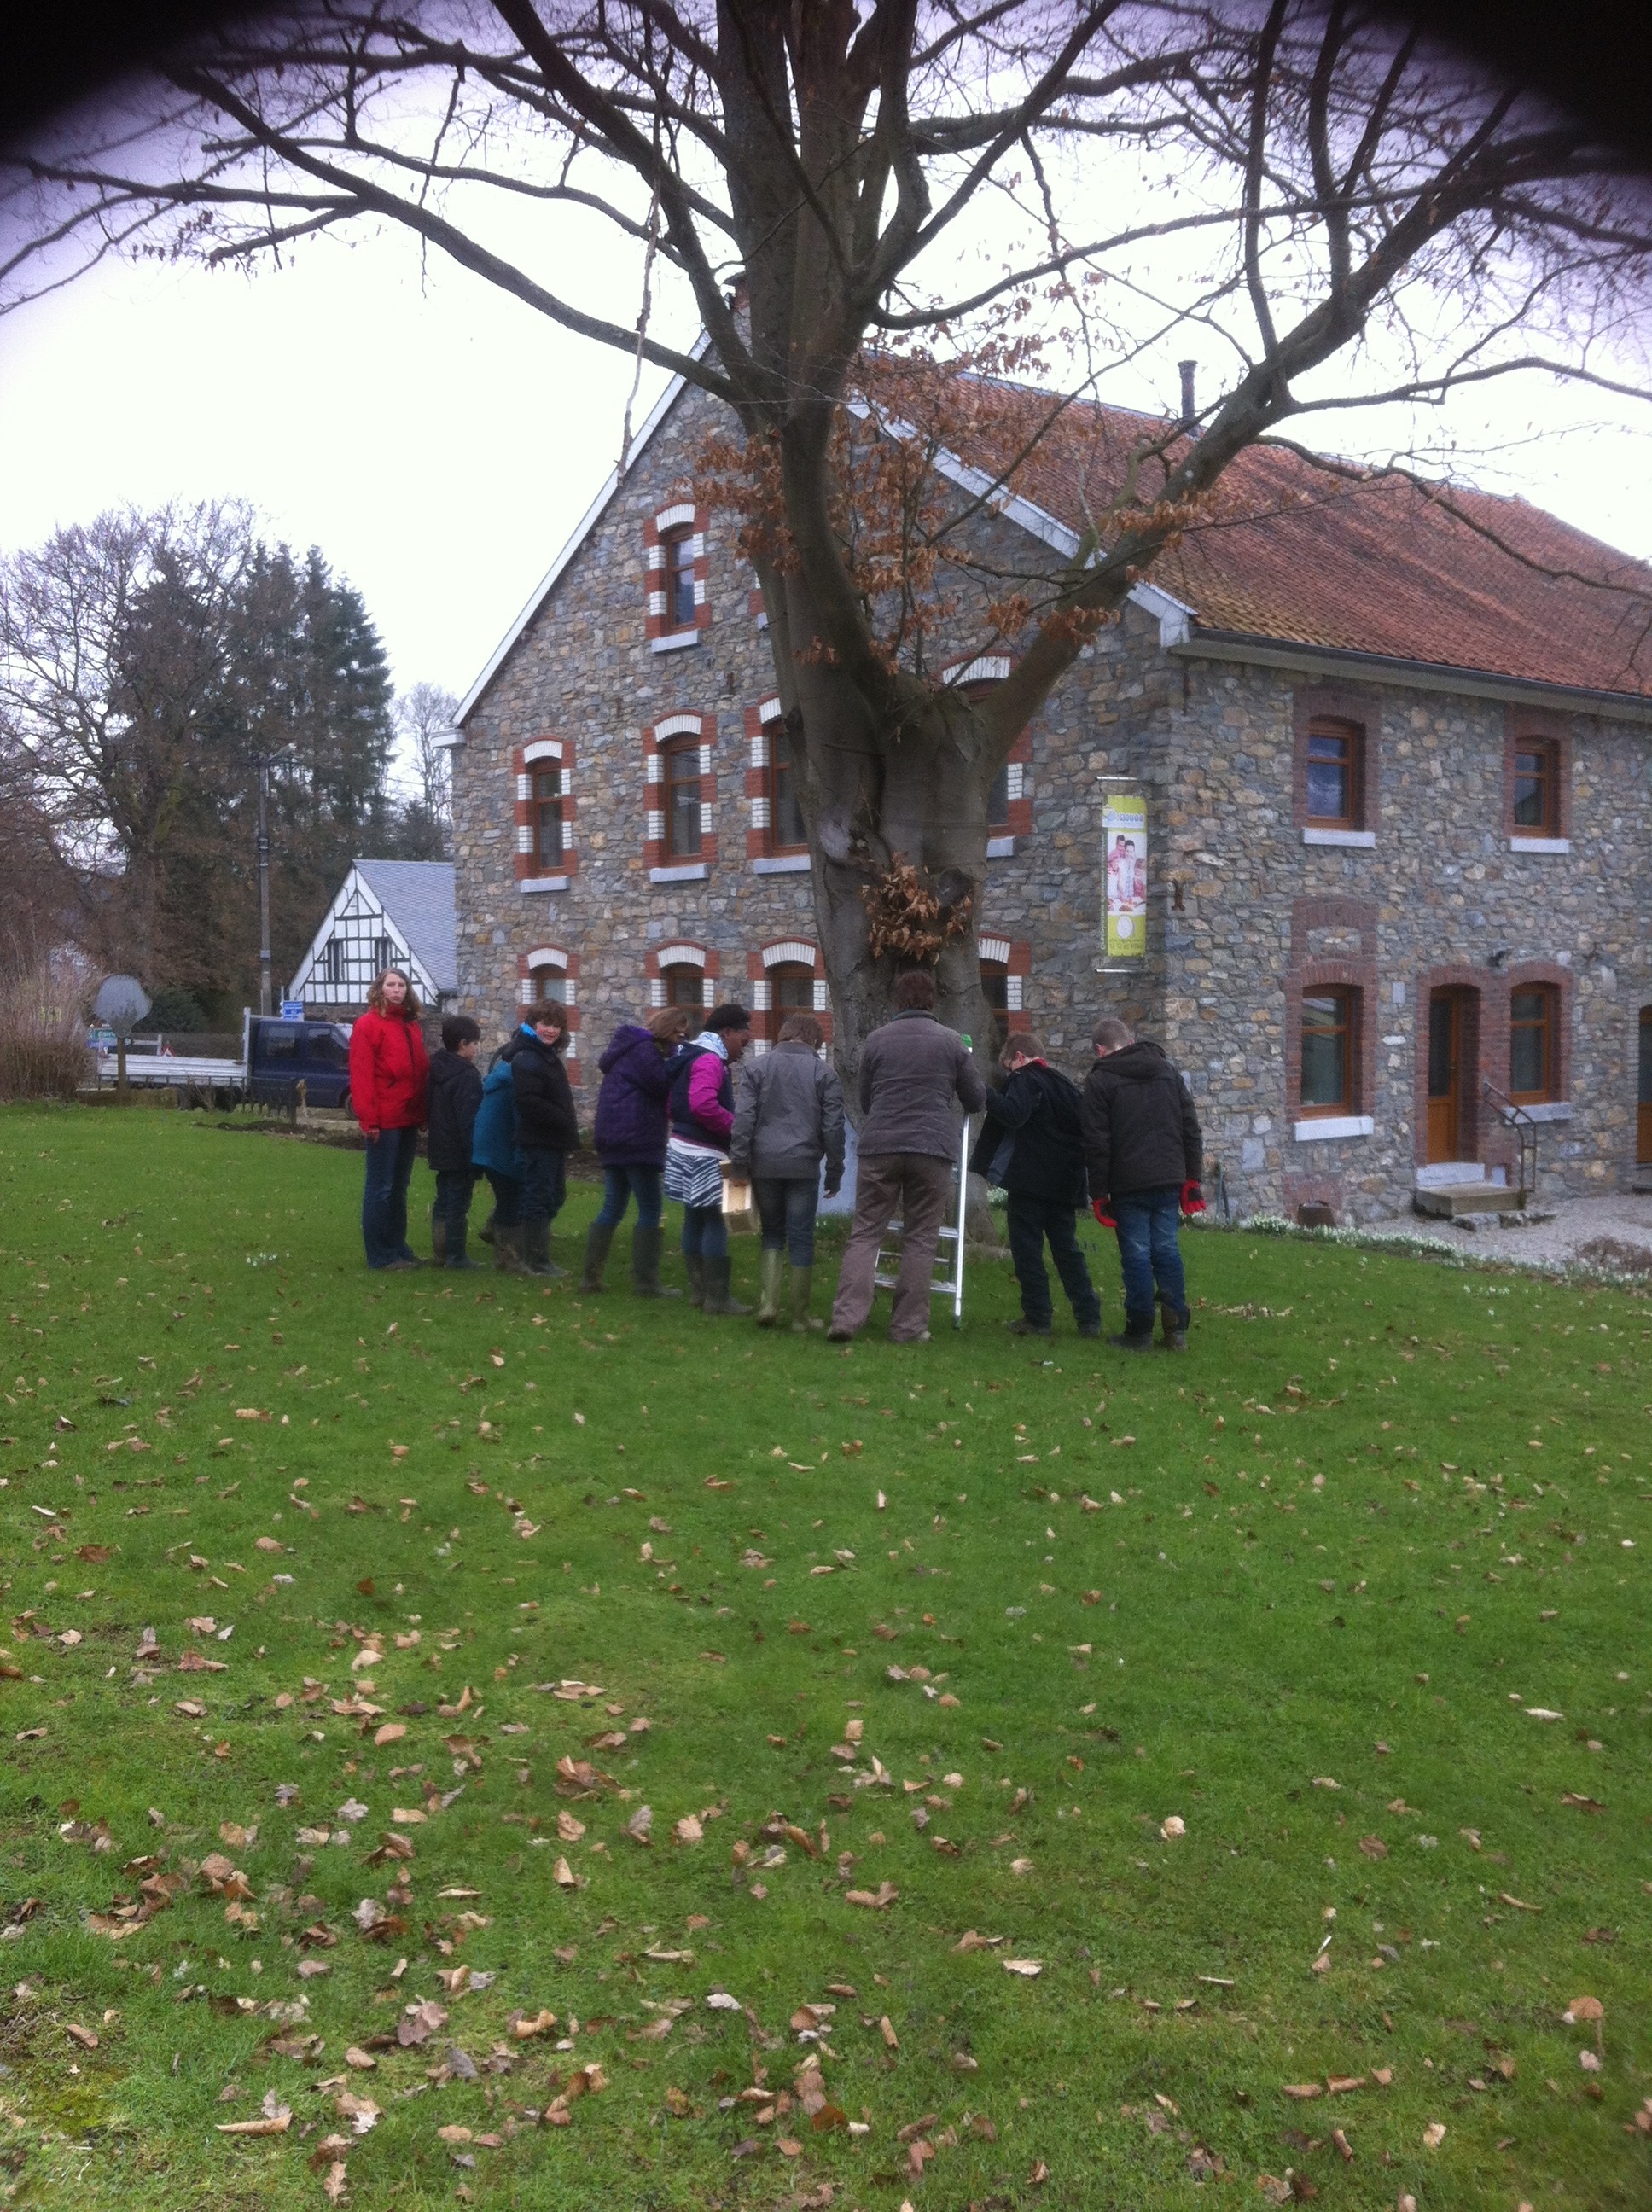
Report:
441,364,1652,1224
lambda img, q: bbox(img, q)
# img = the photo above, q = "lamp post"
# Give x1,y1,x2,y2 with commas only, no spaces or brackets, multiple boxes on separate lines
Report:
251,748,292,1017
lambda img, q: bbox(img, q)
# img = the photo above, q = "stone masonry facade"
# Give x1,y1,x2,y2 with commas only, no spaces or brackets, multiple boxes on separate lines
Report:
450,375,1652,1224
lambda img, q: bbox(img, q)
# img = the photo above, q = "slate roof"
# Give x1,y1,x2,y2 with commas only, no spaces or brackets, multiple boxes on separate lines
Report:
957,380,1652,701
356,860,457,994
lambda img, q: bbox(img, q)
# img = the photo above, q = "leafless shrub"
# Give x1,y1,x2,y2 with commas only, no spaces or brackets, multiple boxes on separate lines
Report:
0,953,91,1102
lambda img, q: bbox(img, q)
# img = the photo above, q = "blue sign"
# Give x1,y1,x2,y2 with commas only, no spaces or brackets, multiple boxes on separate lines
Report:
279,1001,305,1022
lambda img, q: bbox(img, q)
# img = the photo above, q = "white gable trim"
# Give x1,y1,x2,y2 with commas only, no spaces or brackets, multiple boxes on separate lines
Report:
453,330,715,731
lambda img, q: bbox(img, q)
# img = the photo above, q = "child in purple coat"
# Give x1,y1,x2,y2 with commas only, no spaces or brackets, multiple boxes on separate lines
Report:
579,1008,691,1297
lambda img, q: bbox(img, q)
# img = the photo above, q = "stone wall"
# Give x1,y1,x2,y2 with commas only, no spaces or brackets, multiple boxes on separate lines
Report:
451,376,1652,1221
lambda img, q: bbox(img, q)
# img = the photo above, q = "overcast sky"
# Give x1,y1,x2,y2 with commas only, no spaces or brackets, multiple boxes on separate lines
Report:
3,178,1649,717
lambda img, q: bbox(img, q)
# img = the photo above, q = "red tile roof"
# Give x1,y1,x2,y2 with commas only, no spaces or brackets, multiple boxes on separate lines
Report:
957,381,1652,700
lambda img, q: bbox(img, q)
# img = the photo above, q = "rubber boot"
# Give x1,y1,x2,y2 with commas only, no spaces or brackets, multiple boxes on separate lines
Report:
1158,1300,1190,1352
493,1223,528,1276
683,1252,707,1309
1007,1315,1052,1338
701,1255,751,1316
755,1248,783,1327
476,1208,496,1248
446,1220,482,1271
1108,1313,1155,1353
788,1265,825,1334
631,1223,681,1298
579,1220,615,1293
431,1209,447,1266
523,1220,562,1278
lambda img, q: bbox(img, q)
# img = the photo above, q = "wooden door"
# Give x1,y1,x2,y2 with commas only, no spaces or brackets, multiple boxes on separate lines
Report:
1639,1007,1652,1165
1427,989,1463,1162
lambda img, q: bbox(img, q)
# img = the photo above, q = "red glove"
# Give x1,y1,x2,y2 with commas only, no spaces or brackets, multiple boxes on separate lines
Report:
1181,1179,1206,1217
1091,1199,1117,1230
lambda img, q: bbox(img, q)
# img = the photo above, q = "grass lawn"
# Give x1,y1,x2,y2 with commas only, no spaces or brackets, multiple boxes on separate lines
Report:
0,1103,1648,2211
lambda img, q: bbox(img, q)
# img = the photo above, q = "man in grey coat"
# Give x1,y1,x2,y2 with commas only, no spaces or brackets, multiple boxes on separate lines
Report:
730,1013,846,1331
828,969,987,1344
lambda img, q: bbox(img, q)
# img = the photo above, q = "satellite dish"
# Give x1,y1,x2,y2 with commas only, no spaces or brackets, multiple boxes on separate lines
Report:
94,975,152,1037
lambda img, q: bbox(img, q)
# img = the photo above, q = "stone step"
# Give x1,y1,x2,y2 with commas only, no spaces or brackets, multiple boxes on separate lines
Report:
1414,1183,1527,1219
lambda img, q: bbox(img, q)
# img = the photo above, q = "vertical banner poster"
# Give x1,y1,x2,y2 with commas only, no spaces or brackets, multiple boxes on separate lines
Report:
1102,790,1148,961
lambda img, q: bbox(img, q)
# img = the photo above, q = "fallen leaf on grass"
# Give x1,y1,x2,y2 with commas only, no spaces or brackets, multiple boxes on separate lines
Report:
844,1883,898,1911
551,1858,579,1889
952,1930,1003,1953
397,2000,447,2047
1498,1893,1542,1912
1281,2083,1323,2100
1003,1959,1043,1977
343,2048,376,2071
674,1815,703,1846
1358,1836,1387,1860
65,2023,99,2049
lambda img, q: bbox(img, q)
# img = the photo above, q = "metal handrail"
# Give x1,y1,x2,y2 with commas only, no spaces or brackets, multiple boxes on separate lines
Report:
1482,1079,1538,1200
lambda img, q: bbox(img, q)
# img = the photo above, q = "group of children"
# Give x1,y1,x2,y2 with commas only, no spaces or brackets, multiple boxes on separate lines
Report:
353,963,1206,1348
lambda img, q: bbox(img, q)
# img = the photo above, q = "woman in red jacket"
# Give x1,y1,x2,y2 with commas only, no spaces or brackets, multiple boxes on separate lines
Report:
348,968,430,1270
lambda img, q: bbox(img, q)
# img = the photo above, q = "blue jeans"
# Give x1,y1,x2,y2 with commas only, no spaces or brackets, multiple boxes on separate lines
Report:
595,1164,663,1230
521,1147,567,1233
433,1168,476,1259
362,1125,419,1267
1111,1185,1187,1327
753,1175,819,1266
681,1202,728,1262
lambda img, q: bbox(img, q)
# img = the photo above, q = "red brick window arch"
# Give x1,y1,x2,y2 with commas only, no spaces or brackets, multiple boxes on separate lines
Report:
516,945,581,1079
945,655,1032,851
512,738,577,883
648,940,718,1016
743,696,808,864
643,499,710,648
643,713,716,876
747,940,829,1049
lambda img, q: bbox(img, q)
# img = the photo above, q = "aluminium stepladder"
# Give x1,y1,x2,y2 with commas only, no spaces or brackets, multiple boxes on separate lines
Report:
870,1120,969,1330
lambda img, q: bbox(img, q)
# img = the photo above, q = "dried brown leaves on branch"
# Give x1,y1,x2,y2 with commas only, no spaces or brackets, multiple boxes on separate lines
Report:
862,856,973,969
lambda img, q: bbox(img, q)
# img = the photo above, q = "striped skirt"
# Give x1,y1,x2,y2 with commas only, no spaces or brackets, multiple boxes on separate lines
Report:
664,1137,725,1211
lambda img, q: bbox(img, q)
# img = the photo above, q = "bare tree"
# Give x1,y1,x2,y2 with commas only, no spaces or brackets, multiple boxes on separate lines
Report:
0,504,257,985
396,678,459,839
6,3,1648,1068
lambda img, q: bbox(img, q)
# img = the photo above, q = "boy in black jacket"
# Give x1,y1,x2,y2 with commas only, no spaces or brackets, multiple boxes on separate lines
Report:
1079,1016,1205,1352
427,1015,484,1270
506,1004,579,1278
970,1031,1102,1340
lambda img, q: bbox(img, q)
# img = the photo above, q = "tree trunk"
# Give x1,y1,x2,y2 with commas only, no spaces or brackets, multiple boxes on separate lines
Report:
773,602,998,1109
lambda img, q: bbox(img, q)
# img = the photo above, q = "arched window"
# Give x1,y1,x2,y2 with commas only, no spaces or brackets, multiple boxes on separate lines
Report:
1509,983,1558,1103
987,762,1011,830
769,718,806,851
662,737,701,862
1306,719,1363,830
664,529,696,632
1301,987,1355,1114
768,960,813,1041
532,768,563,868
661,963,705,1012
980,959,1009,1058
